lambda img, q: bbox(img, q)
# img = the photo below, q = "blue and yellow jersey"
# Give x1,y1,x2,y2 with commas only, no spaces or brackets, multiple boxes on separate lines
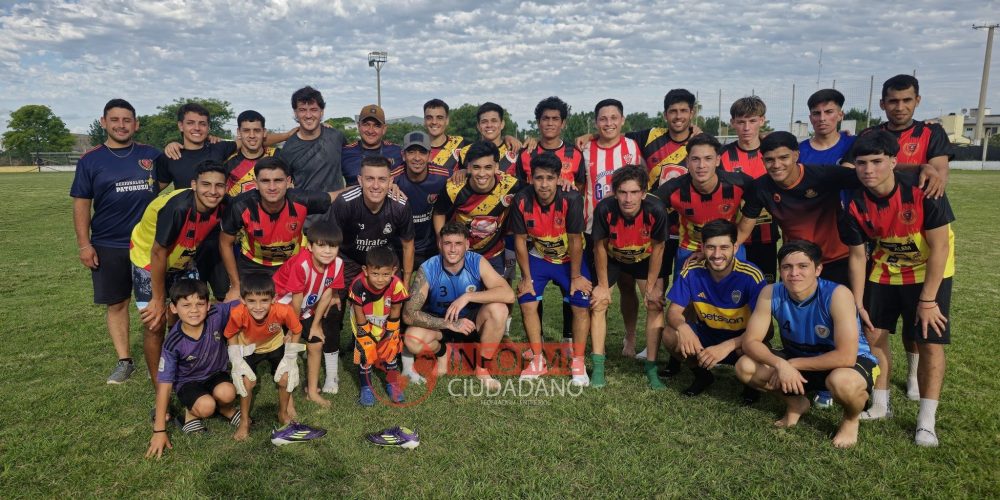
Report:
667,258,766,339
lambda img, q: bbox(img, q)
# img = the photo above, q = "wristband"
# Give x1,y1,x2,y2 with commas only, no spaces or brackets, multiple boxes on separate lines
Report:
153,429,167,433
918,298,936,303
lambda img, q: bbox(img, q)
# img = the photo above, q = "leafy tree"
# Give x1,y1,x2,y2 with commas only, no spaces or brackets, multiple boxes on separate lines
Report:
562,110,595,143
447,103,518,142
323,117,360,142
693,116,721,136
87,119,106,146
623,112,666,134
134,97,234,148
385,122,423,144
845,107,882,129
1,105,75,162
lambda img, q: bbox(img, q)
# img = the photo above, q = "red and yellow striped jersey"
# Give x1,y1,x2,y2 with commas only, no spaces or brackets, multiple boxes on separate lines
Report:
627,127,692,189
220,189,331,267
508,187,586,264
429,135,470,174
511,142,586,189
591,197,669,264
129,189,222,272
223,147,278,197
651,170,752,251
348,274,409,340
433,173,522,259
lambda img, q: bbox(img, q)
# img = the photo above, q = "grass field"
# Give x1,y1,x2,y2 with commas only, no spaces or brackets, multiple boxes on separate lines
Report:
0,172,998,498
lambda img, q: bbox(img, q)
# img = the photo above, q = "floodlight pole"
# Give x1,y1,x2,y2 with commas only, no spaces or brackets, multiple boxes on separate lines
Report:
973,24,998,145
368,51,388,108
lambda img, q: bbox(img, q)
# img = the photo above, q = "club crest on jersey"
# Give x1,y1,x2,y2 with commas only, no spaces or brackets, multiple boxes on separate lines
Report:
138,159,154,171
213,330,220,341
502,194,514,207
287,221,298,231
898,209,915,224
640,228,650,238
773,193,782,203
731,290,742,303
804,189,818,199
383,223,393,234
905,142,918,155
427,194,438,204
466,285,477,293
815,325,830,338
324,277,335,286
268,323,282,334
623,154,635,164
719,203,733,214
561,161,572,172
554,216,564,227
358,223,365,230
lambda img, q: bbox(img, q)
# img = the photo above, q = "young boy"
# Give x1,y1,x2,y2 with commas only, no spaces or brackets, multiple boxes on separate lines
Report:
224,273,325,445
273,224,346,407
146,279,239,459
349,247,410,406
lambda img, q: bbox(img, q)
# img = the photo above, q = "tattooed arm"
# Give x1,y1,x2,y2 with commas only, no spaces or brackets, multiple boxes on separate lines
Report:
404,268,463,331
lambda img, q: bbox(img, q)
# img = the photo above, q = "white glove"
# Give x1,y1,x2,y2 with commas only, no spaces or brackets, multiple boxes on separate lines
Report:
274,343,306,393
228,343,257,397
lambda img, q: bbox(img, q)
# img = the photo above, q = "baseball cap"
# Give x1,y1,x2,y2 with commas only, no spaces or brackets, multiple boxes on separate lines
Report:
402,131,431,151
358,104,385,125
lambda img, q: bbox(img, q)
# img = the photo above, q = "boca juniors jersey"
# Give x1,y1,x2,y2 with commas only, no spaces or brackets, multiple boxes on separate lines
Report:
667,259,766,339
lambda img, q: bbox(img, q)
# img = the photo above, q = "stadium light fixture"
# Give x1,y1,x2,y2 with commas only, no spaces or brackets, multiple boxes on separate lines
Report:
368,51,388,108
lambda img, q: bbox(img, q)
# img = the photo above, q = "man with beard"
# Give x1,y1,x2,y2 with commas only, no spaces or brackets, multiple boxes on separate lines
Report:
341,104,403,186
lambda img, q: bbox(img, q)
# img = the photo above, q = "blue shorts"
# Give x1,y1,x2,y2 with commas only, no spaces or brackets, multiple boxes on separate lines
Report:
131,264,199,310
690,322,741,366
674,245,747,284
517,254,592,309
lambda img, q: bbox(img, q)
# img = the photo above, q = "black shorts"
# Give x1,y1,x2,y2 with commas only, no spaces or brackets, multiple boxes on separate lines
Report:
236,254,278,280
866,278,952,344
606,258,652,285
245,345,286,377
663,237,679,288
744,241,777,284
91,245,132,305
176,371,231,410
820,258,850,287
775,351,878,406
196,233,229,300
441,327,481,344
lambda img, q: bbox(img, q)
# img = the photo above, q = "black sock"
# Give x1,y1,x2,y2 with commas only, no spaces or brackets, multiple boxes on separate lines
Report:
659,357,681,377
120,357,133,363
683,368,715,396
435,342,448,358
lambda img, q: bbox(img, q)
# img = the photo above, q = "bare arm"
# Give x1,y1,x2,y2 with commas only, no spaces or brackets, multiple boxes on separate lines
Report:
290,292,305,318
848,244,875,332
741,285,784,366
646,240,665,284
403,269,465,331
401,238,415,285
432,214,446,245
736,217,756,247
264,127,298,147
514,234,533,297
72,197,98,269
788,286,859,371
473,256,516,305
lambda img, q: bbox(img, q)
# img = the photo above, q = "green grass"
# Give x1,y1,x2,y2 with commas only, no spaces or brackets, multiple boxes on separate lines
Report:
0,172,998,498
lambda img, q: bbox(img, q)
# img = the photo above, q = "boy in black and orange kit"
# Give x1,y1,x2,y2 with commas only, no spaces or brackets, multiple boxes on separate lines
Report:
348,247,410,407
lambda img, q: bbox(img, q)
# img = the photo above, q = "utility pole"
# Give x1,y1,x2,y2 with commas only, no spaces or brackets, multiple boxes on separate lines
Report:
866,75,874,129
367,51,388,108
973,24,998,145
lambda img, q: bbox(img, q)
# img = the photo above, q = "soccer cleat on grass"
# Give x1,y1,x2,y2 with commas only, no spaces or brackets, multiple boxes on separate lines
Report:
519,355,548,381
741,386,761,406
386,383,405,403
107,359,135,385
658,357,682,378
270,421,327,445
366,426,420,449
813,390,834,409
359,386,376,407
682,368,715,397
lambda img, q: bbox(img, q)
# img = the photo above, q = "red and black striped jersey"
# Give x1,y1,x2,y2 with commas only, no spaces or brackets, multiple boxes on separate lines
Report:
720,142,777,244
511,142,585,189
455,142,518,174
743,164,858,263
651,169,752,251
838,171,955,285
222,147,278,197
591,197,669,264
508,187,585,264
853,121,952,165
221,189,331,267
433,173,522,259
429,135,470,174
626,127,693,189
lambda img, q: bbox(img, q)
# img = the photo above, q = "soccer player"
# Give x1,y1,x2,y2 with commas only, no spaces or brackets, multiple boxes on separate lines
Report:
349,247,410,406
719,96,780,283
735,241,879,449
798,89,855,165
272,223,345,406
662,220,766,398
633,88,699,187
651,133,753,281
225,274,324,445
222,110,280,197
341,104,403,186
71,98,161,384
219,157,335,297
509,152,592,386
582,99,645,357
277,86,347,193
129,161,227,387
839,130,955,447
154,102,237,190
423,99,469,174
403,222,516,390
434,140,522,275
590,166,668,389
455,102,522,174
146,279,239,458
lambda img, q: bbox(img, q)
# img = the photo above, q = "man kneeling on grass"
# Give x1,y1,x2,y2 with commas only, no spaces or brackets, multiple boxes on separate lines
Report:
147,279,239,459
735,240,879,448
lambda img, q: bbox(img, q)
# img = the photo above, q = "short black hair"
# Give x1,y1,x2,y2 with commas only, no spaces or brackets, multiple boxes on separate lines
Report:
530,152,562,178
307,222,343,248
807,89,845,110
534,96,569,121
254,156,290,178
778,240,823,267
849,130,899,158
477,102,504,122
686,133,722,155
611,165,648,193
701,219,737,244
882,74,919,99
440,221,470,239
663,89,696,112
292,86,326,110
169,278,209,303
424,99,450,114
464,140,500,167
177,102,210,123
195,160,226,179
594,98,623,117
237,110,266,128
240,273,275,298
103,98,136,118
759,131,799,155
365,246,398,268
361,155,392,170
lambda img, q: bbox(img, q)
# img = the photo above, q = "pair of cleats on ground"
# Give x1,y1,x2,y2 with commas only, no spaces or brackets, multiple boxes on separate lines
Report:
359,383,405,406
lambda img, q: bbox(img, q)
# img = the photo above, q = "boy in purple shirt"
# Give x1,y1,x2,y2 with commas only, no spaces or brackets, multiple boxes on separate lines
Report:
146,279,239,458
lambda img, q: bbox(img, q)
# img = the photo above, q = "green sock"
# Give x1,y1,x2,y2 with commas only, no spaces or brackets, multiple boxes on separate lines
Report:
645,360,666,389
590,353,606,387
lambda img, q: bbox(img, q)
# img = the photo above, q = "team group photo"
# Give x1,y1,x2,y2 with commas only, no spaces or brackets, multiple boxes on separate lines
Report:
1,0,997,497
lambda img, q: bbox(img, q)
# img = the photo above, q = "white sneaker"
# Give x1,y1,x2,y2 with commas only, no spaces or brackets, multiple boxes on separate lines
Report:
403,370,426,385
519,356,548,381
322,378,339,394
571,372,590,387
634,347,649,360
915,427,939,447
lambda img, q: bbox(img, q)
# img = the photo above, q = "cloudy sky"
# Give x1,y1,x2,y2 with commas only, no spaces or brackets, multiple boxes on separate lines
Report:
1,0,997,137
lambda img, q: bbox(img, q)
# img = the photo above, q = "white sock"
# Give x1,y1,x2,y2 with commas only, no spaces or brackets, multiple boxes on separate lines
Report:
917,398,938,431
323,351,339,385
401,352,416,373
907,352,920,381
872,389,890,412
505,316,512,336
